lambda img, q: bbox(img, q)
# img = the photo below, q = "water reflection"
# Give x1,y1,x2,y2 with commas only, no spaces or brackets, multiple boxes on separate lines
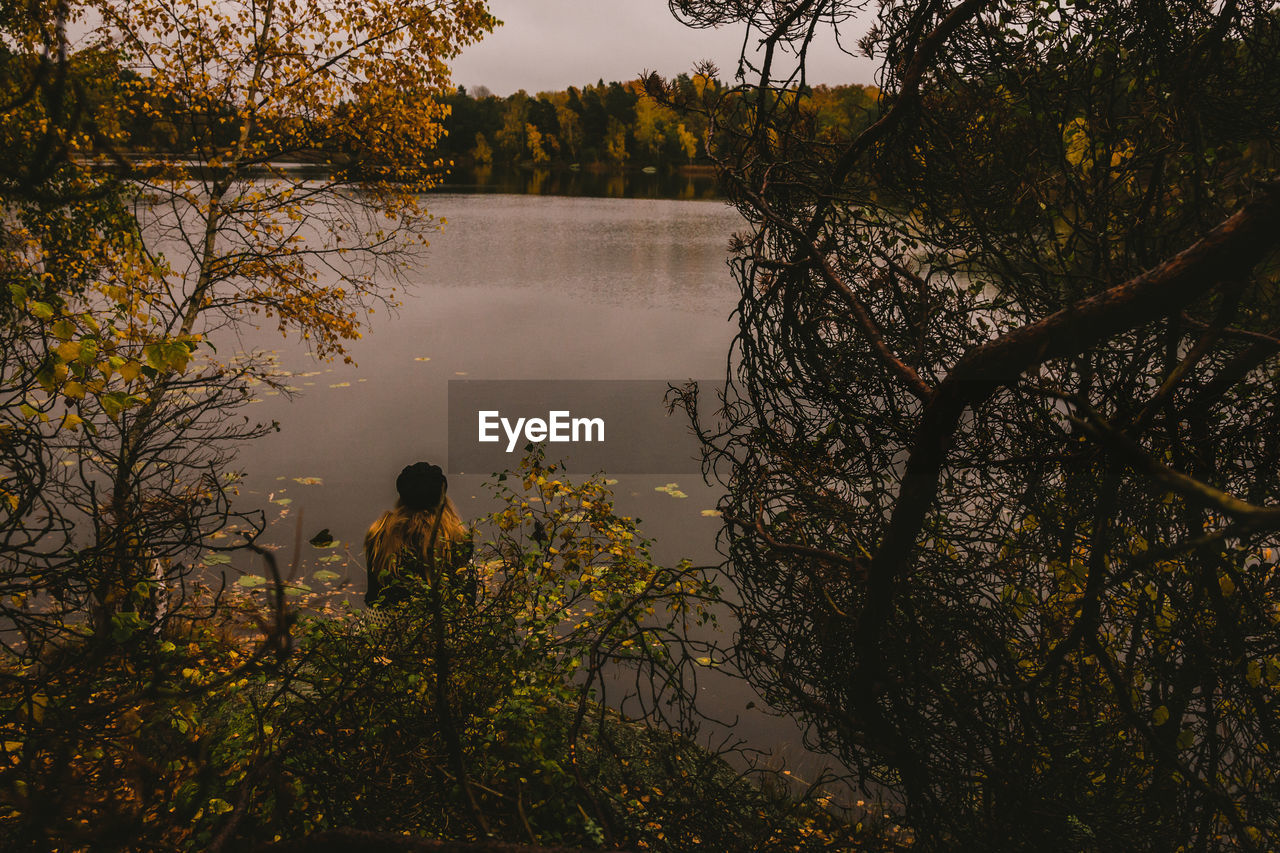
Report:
439,166,721,200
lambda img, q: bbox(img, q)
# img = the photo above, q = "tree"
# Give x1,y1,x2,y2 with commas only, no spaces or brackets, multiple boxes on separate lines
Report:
664,0,1280,848
494,90,531,161
603,116,629,166
0,0,494,844
96,0,489,626
551,91,584,161
472,131,494,165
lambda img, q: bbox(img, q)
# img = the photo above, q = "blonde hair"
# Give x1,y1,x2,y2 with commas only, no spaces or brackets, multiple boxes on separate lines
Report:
364,496,468,589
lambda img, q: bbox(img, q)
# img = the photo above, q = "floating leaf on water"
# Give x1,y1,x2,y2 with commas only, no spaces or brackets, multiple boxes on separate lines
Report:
237,574,267,588
271,497,293,505
700,509,722,517
204,553,232,565
604,478,619,485
316,554,342,564
329,382,350,388
413,357,431,362
313,569,341,581
293,477,323,486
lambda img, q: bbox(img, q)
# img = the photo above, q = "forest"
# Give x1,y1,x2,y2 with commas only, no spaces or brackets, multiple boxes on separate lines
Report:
4,0,1280,851
74,55,881,174
434,79,879,170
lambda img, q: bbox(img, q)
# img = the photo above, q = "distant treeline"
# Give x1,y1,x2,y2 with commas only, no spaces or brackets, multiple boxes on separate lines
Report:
437,76,881,170
36,49,879,174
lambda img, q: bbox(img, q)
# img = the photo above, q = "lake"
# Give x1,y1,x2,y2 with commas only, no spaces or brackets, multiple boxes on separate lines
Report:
226,190,851,788
234,192,741,571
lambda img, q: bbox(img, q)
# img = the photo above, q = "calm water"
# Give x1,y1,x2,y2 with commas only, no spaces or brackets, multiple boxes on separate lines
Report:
227,192,850,783
436,165,722,200
235,193,742,571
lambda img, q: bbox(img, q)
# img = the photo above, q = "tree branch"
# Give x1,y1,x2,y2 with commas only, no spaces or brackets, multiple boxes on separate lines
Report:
863,181,1280,634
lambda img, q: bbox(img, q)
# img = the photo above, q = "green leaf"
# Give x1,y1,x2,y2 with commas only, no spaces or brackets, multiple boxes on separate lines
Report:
99,391,132,420
77,338,98,365
143,343,167,370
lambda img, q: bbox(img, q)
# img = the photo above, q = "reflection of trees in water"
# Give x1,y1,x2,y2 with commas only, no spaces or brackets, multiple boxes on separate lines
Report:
441,166,720,200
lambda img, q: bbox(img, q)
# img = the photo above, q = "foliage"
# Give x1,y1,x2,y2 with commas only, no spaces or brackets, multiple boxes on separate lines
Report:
435,76,877,170
253,453,889,851
2,455,880,851
0,0,494,652
665,0,1280,850
0,0,492,847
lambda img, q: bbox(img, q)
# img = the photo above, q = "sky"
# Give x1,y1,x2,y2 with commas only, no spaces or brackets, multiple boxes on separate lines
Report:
448,0,879,96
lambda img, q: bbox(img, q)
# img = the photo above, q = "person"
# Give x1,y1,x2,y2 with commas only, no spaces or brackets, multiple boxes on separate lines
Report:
364,462,474,607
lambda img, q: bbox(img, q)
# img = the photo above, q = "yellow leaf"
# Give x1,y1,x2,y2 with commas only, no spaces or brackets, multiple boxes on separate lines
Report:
206,798,234,815
118,361,142,383
1247,660,1263,688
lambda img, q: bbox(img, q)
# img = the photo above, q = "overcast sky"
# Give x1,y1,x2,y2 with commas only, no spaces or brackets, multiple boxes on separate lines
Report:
449,0,878,96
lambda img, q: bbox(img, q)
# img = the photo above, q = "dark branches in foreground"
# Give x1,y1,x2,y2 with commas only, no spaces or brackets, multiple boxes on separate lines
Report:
663,0,1280,849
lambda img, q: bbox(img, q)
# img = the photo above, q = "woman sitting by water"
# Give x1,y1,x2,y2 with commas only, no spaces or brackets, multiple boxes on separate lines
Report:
364,462,474,607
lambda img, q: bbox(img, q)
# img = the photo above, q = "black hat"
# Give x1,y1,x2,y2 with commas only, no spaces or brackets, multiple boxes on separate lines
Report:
397,462,446,510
